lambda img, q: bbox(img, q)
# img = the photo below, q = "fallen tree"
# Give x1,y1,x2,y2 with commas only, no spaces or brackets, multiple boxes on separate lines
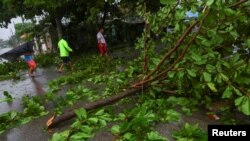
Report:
47,9,203,129
46,0,250,129
47,87,146,128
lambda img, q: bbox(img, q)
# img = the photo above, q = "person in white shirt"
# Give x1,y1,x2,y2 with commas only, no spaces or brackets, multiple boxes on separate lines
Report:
97,27,109,63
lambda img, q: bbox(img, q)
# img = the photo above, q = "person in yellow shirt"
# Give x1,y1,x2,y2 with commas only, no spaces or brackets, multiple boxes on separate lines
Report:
57,36,73,72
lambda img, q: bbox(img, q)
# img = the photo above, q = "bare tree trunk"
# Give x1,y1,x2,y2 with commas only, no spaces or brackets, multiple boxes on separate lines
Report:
47,87,145,128
101,2,108,28
55,17,63,39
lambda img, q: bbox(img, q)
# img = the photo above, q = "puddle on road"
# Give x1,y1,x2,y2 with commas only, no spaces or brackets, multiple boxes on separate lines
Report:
0,67,62,114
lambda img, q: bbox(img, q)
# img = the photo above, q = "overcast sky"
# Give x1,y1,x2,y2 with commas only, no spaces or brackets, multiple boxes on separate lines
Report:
0,17,22,40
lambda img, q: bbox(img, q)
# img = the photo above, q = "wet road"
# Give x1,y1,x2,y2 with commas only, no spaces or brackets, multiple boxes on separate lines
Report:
0,67,62,114
0,62,249,141
0,67,64,141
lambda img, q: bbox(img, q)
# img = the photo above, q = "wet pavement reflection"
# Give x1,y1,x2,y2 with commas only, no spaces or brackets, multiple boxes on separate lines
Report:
0,67,68,141
0,67,61,114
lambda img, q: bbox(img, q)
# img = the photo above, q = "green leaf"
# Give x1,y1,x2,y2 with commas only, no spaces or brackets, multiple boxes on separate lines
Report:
50,130,70,141
71,120,81,128
175,10,185,20
79,125,93,133
222,86,232,99
3,91,13,102
95,109,105,116
163,109,181,122
0,130,5,135
160,0,168,5
187,69,196,77
235,96,244,106
215,73,222,83
230,30,239,39
177,71,185,79
235,96,250,116
224,8,235,16
20,117,32,124
246,39,250,48
207,83,217,92
240,97,250,115
172,123,207,141
166,96,178,104
182,106,192,116
190,52,202,62
206,0,215,6
111,125,121,135
207,29,217,38
70,132,93,140
233,87,242,96
168,71,176,79
99,119,107,127
203,72,212,82
215,0,224,7
147,131,167,141
115,113,126,121
123,132,134,140
87,117,99,124
175,23,180,31
220,73,229,81
74,108,87,120
201,39,212,47
9,111,18,120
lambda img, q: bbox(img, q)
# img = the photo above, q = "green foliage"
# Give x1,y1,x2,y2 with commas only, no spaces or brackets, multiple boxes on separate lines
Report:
0,61,26,80
235,96,250,116
50,108,112,141
166,96,198,115
34,53,57,67
49,130,70,141
160,109,181,122
21,96,48,117
1,1,250,140
0,95,49,134
172,123,208,141
111,108,157,140
0,111,19,134
1,91,13,102
146,131,168,141
135,0,250,117
15,23,35,38
111,96,183,141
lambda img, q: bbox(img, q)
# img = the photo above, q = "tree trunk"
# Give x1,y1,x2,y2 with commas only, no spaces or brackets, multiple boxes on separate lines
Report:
47,87,145,128
101,2,108,28
55,17,63,39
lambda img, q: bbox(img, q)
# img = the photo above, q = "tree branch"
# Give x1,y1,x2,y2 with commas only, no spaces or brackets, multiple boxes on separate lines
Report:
133,9,209,87
229,0,248,8
142,20,199,81
47,87,145,128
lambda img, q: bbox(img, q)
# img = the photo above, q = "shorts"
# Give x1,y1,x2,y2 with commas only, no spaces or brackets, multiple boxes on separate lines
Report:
98,43,108,55
27,60,37,69
61,57,70,64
